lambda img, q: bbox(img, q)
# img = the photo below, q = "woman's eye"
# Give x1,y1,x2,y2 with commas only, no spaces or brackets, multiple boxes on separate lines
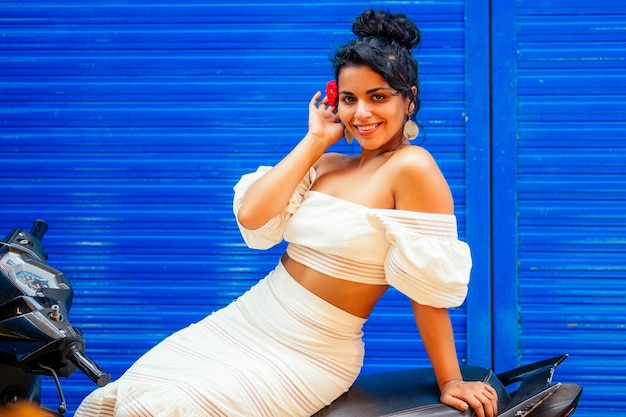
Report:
341,96,356,104
372,94,386,101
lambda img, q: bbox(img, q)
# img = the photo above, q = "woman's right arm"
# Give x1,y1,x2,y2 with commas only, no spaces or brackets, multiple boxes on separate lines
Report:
236,92,344,230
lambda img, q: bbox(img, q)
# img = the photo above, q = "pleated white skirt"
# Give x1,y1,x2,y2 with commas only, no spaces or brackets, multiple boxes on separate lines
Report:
75,261,366,417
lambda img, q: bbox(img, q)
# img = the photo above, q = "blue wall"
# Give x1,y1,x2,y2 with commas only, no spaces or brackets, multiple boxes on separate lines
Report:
1,1,625,416
492,1,626,415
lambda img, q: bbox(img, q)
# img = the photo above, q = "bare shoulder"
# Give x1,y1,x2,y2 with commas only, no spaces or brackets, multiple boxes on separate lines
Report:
390,145,440,173
388,146,454,214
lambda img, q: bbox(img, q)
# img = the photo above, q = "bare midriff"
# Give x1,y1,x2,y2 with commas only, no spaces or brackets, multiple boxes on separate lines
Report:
281,253,388,319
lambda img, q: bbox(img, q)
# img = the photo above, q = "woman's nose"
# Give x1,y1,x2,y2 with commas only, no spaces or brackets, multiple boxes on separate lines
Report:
354,100,372,118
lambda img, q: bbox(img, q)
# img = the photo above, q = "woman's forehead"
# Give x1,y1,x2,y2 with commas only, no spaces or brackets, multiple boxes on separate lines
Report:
338,66,391,92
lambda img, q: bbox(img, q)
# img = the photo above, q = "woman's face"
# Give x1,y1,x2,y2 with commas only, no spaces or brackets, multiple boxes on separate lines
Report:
337,65,411,150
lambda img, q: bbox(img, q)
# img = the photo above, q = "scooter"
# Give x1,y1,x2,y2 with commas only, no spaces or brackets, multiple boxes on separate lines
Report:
0,220,110,416
0,221,582,417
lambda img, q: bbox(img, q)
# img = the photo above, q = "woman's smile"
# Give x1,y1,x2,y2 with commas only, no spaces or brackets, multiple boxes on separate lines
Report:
354,122,382,135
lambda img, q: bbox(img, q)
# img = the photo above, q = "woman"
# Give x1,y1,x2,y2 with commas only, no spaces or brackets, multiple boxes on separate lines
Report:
76,9,498,417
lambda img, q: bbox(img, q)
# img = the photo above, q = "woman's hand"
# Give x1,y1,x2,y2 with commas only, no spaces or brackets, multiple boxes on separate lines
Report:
307,91,344,148
440,380,499,417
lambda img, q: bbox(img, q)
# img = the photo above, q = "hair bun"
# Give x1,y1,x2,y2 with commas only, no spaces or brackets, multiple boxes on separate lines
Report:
352,9,421,50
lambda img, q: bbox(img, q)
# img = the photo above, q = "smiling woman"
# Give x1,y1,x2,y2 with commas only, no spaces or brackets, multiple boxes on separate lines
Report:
74,8,497,417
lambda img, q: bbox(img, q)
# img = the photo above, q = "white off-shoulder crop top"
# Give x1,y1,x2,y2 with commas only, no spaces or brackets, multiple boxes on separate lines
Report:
232,166,472,308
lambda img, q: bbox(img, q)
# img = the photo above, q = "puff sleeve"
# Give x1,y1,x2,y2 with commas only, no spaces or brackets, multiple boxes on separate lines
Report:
371,210,472,308
233,166,317,249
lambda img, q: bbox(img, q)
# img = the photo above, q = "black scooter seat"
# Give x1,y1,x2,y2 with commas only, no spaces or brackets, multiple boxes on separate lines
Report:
314,366,508,417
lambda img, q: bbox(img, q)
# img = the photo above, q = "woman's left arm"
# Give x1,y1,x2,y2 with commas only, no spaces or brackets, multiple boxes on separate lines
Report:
392,147,498,416
411,302,498,417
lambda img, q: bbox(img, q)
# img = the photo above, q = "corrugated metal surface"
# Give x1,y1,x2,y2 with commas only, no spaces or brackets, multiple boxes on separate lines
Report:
1,1,478,415
493,0,626,416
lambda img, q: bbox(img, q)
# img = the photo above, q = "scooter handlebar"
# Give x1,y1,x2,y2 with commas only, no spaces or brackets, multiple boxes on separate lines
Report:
65,343,111,387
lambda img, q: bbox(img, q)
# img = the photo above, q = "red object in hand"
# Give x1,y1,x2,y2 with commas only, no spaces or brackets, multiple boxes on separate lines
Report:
326,80,338,107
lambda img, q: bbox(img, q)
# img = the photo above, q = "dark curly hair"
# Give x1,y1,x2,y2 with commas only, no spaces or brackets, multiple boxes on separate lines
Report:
332,9,421,119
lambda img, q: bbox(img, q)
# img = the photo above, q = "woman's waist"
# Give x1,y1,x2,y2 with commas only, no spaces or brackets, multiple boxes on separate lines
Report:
280,251,388,319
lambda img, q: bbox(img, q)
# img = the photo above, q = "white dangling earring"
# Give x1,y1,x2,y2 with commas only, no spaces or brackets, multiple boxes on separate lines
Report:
403,119,419,140
344,128,353,145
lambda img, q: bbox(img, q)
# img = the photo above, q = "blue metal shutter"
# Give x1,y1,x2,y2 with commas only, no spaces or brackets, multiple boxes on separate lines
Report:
492,1,626,416
0,1,482,415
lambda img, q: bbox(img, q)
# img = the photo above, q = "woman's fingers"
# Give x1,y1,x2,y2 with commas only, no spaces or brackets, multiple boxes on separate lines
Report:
310,91,336,111
310,93,339,122
310,91,323,107
441,381,498,417
306,91,343,144
464,392,496,417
